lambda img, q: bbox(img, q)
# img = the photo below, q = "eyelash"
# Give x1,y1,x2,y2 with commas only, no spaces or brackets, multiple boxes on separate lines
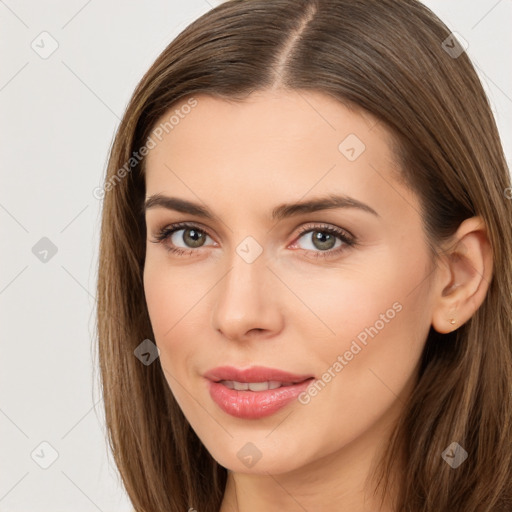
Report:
151,221,356,260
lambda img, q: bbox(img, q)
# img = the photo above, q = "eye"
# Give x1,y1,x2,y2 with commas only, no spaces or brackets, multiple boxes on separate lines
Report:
150,222,215,257
291,223,356,259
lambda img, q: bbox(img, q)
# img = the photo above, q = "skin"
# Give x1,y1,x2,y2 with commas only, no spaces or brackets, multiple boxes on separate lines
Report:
142,89,492,511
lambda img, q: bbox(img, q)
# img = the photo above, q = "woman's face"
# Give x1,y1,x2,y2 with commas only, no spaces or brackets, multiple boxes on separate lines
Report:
143,90,437,475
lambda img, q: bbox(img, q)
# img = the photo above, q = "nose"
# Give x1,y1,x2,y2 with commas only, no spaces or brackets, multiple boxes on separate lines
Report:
211,249,284,342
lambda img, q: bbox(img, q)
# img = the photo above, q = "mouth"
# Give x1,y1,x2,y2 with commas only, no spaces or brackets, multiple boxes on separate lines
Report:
204,366,315,419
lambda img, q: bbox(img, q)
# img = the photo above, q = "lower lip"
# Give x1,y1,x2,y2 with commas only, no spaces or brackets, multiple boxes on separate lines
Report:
207,379,314,419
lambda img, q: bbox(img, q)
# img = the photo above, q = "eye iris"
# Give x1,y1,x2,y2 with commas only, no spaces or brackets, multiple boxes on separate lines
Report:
312,231,336,250
183,228,205,248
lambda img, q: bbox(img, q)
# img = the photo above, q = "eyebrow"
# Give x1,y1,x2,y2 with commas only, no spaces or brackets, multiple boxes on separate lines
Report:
144,193,379,220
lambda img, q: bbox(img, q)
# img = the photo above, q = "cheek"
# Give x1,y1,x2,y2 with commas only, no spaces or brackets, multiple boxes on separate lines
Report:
287,249,431,389
143,258,200,369
312,258,430,402
283,270,430,462
274,255,416,350
143,252,211,337
143,260,208,417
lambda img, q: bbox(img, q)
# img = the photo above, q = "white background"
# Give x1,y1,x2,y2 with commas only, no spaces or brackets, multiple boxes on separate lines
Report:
1,1,510,510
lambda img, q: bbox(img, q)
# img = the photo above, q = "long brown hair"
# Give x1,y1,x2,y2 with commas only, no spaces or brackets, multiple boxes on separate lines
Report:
95,0,512,510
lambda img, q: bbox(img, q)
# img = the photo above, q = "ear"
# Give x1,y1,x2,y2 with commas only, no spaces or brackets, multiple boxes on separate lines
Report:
431,216,493,334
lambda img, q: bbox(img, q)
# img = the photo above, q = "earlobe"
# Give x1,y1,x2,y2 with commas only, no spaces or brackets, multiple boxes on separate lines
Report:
431,216,493,334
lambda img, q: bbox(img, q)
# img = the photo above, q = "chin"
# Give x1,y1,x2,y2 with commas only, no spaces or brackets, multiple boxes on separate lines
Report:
203,438,311,476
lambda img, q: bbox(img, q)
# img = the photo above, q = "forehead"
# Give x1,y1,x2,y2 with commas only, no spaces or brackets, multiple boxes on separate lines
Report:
146,89,392,163
143,90,414,222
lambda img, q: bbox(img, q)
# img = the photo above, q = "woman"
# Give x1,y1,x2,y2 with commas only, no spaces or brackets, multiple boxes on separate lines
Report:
95,0,512,510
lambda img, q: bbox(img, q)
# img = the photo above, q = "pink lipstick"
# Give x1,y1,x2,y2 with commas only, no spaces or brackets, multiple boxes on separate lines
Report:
204,365,314,419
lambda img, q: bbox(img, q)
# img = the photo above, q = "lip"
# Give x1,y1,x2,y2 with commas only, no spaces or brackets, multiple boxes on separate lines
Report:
204,365,313,384
204,365,314,419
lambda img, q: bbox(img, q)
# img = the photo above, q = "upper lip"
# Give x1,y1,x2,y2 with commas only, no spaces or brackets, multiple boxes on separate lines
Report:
204,365,314,383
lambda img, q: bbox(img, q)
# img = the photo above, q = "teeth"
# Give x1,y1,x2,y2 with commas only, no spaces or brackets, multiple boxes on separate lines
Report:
233,381,249,391
220,380,287,391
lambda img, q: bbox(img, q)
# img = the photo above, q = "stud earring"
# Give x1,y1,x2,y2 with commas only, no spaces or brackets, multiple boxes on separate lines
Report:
449,318,456,325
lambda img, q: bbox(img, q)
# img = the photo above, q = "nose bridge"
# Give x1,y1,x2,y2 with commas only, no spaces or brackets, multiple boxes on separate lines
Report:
220,244,269,315
211,239,281,340
223,232,269,297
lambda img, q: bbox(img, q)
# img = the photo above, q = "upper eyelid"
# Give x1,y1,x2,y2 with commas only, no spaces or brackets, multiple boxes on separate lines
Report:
296,223,354,238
